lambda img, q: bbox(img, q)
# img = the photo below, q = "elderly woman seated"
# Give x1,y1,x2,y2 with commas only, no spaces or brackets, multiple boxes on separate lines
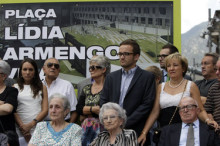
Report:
28,93,82,146
90,102,138,146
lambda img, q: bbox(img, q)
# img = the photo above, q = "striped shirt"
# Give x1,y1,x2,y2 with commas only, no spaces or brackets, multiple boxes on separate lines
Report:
89,129,138,146
204,82,220,125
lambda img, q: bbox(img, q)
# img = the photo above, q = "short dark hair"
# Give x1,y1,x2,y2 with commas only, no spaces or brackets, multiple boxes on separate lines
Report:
120,39,140,55
204,53,219,65
162,44,179,54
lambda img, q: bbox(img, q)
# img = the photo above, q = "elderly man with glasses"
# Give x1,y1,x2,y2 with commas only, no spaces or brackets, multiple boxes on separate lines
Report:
42,57,78,123
159,97,220,146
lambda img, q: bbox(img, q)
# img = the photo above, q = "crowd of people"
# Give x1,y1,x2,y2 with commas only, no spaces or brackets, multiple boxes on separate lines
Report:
0,39,220,146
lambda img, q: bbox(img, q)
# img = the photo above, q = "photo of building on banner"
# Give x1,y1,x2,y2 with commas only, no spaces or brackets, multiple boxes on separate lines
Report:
0,1,178,86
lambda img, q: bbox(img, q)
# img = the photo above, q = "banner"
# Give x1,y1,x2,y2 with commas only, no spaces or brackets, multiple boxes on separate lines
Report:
0,0,181,84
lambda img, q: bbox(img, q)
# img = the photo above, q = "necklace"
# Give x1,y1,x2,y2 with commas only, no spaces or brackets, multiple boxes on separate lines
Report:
169,78,184,88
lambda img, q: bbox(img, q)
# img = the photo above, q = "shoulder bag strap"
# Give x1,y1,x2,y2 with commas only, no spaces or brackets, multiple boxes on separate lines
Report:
169,80,188,125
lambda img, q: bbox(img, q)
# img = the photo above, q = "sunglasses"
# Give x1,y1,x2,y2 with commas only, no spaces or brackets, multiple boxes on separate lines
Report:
89,65,103,71
47,62,60,69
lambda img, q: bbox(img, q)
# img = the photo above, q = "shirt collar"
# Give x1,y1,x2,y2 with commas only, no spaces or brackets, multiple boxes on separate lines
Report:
182,119,199,129
163,69,168,76
122,66,138,75
42,77,59,87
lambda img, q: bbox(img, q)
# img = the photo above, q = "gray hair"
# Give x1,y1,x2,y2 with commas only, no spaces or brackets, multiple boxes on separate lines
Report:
89,55,111,76
44,57,59,65
99,102,127,128
49,93,70,111
179,96,198,107
0,60,11,76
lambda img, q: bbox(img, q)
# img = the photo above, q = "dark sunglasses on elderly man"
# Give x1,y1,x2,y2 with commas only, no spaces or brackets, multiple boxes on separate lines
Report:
47,62,60,69
89,65,103,71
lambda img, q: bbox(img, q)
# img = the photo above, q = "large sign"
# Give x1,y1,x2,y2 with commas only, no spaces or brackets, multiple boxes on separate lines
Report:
0,0,181,84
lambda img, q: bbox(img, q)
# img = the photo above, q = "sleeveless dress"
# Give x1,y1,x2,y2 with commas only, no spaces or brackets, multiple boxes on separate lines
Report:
159,81,191,127
14,84,42,146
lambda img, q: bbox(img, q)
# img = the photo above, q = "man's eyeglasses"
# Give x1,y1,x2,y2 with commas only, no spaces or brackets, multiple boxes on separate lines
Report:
47,62,60,69
103,115,118,122
157,54,169,59
89,65,103,71
117,52,134,57
179,104,197,112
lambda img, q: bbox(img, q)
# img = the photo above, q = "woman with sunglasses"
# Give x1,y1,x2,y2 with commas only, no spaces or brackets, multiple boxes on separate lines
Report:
14,58,48,146
76,55,111,146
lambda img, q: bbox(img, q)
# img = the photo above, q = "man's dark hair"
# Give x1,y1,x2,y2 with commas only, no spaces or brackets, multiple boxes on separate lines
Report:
204,53,219,65
162,44,179,54
120,39,140,55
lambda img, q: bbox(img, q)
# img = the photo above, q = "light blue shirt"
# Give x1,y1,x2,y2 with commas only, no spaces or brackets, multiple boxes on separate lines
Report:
179,119,200,146
119,66,137,107
163,69,168,82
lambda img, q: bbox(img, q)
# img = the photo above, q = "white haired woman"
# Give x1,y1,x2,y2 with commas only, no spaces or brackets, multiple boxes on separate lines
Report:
28,93,82,146
90,102,138,146
76,55,111,146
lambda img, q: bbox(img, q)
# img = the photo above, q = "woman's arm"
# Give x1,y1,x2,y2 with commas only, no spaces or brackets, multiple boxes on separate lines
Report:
76,87,99,116
190,82,218,128
18,85,48,141
0,87,17,115
138,84,161,146
0,104,13,115
32,85,48,122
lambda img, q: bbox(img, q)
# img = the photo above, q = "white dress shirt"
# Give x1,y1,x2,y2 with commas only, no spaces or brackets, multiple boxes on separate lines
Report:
42,77,77,120
179,119,200,146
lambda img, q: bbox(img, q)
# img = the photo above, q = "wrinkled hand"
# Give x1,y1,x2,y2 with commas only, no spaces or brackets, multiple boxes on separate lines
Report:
138,133,147,146
207,120,219,129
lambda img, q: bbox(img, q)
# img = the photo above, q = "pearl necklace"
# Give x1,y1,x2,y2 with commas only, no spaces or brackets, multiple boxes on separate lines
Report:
168,78,185,88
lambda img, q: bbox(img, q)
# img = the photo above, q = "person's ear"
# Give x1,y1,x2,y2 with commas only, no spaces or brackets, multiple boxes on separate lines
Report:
134,54,140,61
102,67,106,74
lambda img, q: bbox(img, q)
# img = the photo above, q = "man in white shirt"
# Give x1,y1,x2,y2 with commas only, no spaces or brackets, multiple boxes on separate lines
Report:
159,97,220,146
42,58,78,123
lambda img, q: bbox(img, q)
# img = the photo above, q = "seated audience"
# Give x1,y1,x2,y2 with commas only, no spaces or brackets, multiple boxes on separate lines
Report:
28,93,82,146
90,102,138,146
159,97,220,146
0,60,18,134
14,58,48,145
76,55,111,146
